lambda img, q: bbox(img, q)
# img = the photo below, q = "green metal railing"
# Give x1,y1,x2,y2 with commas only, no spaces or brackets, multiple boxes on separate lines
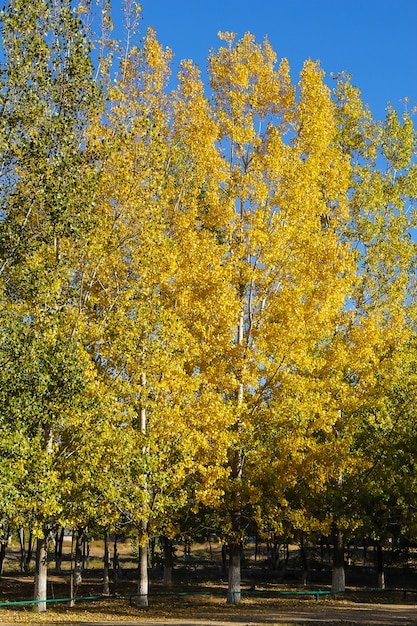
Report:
0,586,411,609
0,594,104,608
0,588,332,609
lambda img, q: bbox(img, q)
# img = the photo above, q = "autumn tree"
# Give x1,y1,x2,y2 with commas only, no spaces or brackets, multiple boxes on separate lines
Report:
269,78,417,592
73,14,238,604
0,0,100,610
205,32,355,603
320,79,417,592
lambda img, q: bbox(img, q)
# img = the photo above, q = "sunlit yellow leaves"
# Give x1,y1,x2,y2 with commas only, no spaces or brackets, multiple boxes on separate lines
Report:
209,32,294,148
382,106,415,170
204,32,363,557
297,60,335,155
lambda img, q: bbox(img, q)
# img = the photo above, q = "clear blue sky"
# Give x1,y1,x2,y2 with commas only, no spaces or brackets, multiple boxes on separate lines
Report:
114,0,417,120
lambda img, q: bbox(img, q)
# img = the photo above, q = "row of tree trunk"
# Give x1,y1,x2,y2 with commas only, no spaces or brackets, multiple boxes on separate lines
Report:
0,528,391,611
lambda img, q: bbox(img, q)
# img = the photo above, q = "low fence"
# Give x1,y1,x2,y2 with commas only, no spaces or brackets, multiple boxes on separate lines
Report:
0,586,415,610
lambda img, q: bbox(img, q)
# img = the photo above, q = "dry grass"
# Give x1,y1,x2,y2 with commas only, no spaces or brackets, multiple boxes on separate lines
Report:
0,594,357,625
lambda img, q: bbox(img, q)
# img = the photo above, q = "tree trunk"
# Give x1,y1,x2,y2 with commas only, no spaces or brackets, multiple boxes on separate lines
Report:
136,372,149,607
0,542,6,577
226,464,242,605
227,541,241,605
69,533,74,608
270,537,279,570
73,530,83,591
0,525,9,576
227,436,243,605
346,541,352,565
103,532,110,595
331,526,345,592
376,542,385,589
113,535,119,591
33,536,48,613
282,543,289,578
226,449,243,605
25,531,33,571
226,297,244,605
183,539,191,559
137,525,149,608
82,535,89,569
55,528,64,573
221,543,227,577
363,540,368,566
19,528,26,573
326,538,332,566
163,536,173,589
320,536,324,564
149,537,156,568
300,536,308,586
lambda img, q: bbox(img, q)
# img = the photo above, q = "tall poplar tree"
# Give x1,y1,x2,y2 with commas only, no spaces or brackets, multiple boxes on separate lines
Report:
267,78,417,593
80,19,237,605
0,0,100,610
207,33,354,603
317,78,417,592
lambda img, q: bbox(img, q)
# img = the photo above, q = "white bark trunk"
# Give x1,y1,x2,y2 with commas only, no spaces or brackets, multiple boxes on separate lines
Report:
227,543,241,604
331,527,345,592
226,304,244,605
332,563,345,592
377,543,385,589
137,372,149,607
137,532,149,608
377,569,385,589
33,536,47,612
73,531,83,589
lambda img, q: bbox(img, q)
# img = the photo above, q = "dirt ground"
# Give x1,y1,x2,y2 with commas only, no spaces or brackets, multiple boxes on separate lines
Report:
2,598,417,625
2,587,417,625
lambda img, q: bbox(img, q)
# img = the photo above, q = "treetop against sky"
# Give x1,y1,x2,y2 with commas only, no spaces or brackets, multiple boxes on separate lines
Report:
110,0,417,120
